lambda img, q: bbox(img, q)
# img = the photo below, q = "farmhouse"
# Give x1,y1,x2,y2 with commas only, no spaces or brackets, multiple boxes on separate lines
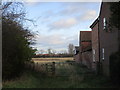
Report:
90,18,100,73
75,2,119,77
90,2,119,76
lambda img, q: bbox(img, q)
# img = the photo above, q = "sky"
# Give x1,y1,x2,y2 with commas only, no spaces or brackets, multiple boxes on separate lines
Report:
23,2,101,54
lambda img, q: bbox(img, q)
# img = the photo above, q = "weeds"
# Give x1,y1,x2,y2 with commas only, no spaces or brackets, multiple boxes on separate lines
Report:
3,61,117,88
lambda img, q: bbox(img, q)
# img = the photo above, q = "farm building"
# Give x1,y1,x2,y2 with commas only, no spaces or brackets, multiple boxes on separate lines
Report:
73,46,81,63
79,31,92,69
90,18,100,73
90,2,119,76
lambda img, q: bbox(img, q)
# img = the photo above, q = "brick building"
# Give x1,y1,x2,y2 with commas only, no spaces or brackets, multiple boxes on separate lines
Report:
79,31,92,69
90,2,119,76
73,46,80,63
90,18,100,72
99,2,119,76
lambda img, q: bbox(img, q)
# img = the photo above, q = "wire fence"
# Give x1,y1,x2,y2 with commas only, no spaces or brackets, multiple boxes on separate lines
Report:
25,60,81,76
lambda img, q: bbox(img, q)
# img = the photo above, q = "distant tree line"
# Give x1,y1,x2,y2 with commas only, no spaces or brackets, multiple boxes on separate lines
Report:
33,54,73,58
2,2,36,80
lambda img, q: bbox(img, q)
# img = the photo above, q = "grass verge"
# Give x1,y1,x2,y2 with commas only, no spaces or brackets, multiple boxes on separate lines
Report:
2,63,118,88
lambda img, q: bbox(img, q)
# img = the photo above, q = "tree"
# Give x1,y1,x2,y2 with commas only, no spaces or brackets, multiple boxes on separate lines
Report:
109,2,120,49
109,2,120,29
60,50,68,55
109,2,120,84
52,49,56,54
2,2,36,80
47,48,52,54
68,44,74,55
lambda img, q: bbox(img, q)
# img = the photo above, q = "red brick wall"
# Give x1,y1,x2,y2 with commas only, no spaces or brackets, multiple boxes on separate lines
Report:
92,22,99,62
81,42,91,52
81,51,92,69
91,21,99,71
99,2,119,76
74,54,80,63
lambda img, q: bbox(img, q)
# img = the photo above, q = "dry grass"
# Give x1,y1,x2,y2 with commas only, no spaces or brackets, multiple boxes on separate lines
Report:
3,62,115,88
32,57,74,63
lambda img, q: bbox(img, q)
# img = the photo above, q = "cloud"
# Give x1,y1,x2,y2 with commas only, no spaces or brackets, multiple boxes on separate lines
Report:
24,1,44,6
36,34,66,45
49,18,78,30
59,2,99,16
34,33,78,52
48,9,97,30
80,10,97,21
59,3,87,15
38,2,100,30
27,2,100,53
24,0,40,2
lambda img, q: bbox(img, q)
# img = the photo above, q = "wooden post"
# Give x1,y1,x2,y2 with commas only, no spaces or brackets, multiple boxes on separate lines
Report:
52,62,55,75
36,62,38,71
46,64,48,73
32,63,35,71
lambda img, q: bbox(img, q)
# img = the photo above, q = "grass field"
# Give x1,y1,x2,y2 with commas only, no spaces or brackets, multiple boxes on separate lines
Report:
3,63,116,88
3,59,118,88
32,57,74,63
3,68,116,88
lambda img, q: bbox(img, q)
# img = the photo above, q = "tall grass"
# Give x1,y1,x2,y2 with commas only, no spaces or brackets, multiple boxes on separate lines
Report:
3,60,118,88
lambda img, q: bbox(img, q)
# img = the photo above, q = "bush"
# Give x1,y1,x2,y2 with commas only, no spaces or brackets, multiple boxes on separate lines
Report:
2,18,35,80
109,51,120,84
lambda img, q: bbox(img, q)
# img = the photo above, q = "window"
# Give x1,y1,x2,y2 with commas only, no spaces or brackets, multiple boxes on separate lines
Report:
102,48,104,60
93,49,95,62
103,18,107,30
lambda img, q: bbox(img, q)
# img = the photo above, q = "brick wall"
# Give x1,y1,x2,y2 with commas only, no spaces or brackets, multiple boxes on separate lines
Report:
99,2,119,76
81,51,92,69
74,54,80,63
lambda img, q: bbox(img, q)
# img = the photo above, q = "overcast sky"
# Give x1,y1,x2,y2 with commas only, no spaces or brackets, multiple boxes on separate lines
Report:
24,2,101,54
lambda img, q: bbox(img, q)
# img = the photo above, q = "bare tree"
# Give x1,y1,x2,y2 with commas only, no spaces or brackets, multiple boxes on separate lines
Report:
2,2,25,22
60,50,68,55
47,48,52,54
52,49,56,54
2,2,37,27
68,43,74,55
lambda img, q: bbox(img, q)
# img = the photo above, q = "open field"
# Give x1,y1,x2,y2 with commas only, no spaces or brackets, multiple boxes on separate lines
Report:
32,57,74,63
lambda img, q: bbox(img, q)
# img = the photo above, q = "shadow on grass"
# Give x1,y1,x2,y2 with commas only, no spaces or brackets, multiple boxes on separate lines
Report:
3,62,118,88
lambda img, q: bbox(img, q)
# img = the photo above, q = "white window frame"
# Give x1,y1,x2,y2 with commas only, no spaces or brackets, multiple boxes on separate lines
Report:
93,49,95,62
103,18,107,30
102,48,105,60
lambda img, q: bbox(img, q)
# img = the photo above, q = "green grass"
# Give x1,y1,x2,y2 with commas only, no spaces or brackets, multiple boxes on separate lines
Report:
3,62,117,88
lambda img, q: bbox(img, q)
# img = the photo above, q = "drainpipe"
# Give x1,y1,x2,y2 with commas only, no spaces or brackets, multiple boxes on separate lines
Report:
98,17,101,75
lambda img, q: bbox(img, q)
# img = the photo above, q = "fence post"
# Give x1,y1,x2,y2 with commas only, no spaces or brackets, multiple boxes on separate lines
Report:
36,62,38,71
46,64,48,73
32,63,35,71
52,62,55,75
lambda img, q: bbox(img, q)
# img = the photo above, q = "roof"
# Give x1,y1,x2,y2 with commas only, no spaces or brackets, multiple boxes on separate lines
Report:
75,46,79,51
90,2,110,29
80,31,92,42
80,42,92,52
90,18,99,29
